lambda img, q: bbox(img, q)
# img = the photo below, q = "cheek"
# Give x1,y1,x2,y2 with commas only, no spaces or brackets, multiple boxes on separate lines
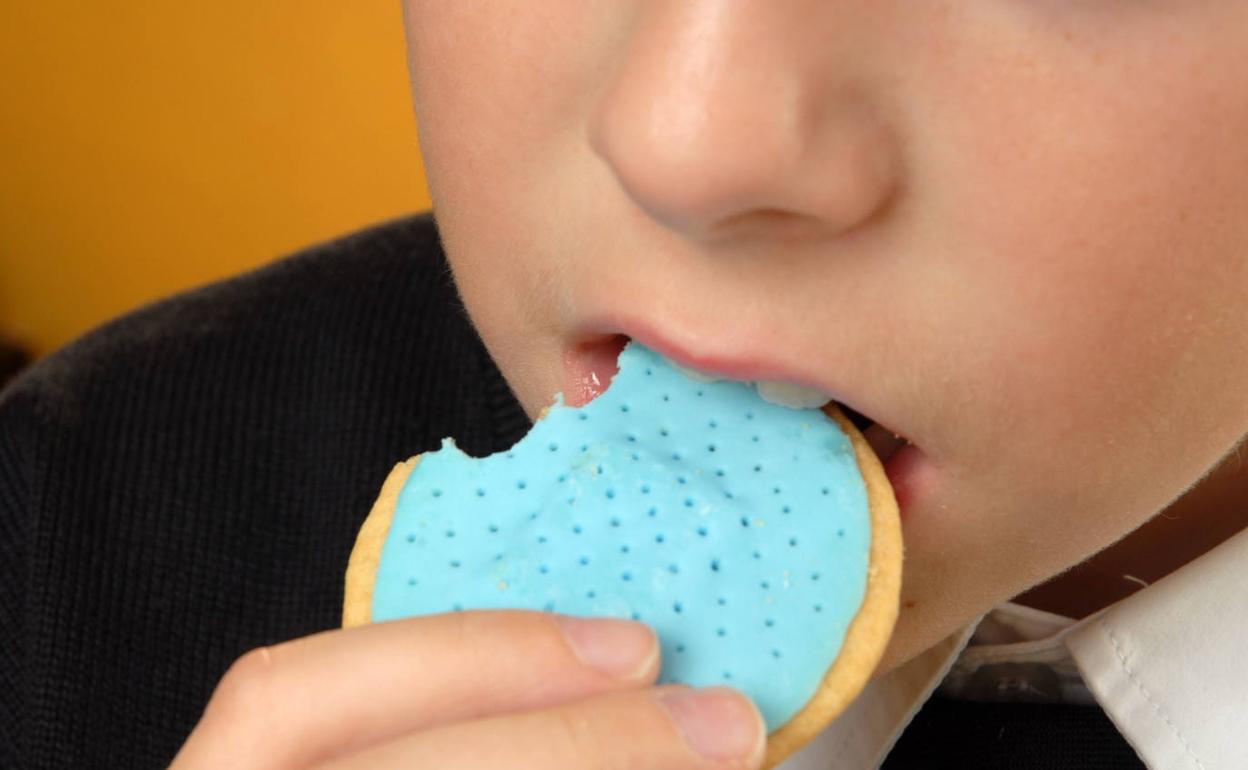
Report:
402,2,621,415
915,8,1248,509
404,0,617,228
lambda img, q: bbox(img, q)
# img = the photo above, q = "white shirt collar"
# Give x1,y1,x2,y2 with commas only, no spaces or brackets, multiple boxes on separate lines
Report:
1064,525,1248,769
777,526,1248,769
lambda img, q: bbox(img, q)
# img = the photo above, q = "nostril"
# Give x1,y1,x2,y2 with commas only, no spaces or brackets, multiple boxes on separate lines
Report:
713,208,824,243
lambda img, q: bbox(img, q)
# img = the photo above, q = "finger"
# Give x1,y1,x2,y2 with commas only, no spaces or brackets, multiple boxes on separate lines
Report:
315,684,767,770
171,610,659,770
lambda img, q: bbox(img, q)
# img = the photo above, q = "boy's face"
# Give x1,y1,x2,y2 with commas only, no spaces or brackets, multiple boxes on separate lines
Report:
402,3,1248,670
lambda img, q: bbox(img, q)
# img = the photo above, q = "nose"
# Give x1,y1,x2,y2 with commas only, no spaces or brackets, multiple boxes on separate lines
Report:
588,2,900,244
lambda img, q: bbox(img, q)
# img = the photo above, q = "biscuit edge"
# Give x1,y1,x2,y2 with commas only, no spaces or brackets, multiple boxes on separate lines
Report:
761,404,904,768
342,457,420,628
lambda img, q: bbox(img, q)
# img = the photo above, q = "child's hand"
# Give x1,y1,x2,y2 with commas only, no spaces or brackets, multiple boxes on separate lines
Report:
169,610,766,769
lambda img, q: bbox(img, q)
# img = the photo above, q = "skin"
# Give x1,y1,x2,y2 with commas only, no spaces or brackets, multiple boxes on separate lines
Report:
176,3,1248,764
403,0,1248,674
172,611,767,769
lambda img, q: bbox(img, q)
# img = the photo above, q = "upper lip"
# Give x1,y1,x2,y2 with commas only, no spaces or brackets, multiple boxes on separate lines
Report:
570,311,915,446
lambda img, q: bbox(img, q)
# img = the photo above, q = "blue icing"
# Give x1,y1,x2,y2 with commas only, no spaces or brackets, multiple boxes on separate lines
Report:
373,340,871,730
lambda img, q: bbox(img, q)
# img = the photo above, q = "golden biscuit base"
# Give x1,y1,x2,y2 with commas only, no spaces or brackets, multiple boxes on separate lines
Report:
343,403,902,769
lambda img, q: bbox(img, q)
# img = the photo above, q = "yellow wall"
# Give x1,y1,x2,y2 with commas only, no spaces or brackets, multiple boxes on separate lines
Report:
0,1,431,358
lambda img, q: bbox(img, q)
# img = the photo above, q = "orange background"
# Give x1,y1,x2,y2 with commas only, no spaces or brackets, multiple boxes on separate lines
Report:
0,2,431,358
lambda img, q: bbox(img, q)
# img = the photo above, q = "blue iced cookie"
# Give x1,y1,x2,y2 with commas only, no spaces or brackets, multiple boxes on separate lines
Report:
344,340,901,767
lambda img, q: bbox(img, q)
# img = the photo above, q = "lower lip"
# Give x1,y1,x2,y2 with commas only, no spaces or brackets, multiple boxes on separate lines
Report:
883,443,930,516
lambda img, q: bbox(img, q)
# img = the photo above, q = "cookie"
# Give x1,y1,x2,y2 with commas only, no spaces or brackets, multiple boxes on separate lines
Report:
343,340,902,767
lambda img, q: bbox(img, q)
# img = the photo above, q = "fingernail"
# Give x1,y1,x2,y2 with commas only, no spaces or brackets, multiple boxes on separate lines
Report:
658,686,765,763
556,615,657,681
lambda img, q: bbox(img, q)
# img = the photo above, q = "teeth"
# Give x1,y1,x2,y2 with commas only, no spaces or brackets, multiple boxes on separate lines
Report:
668,361,722,384
666,358,832,411
753,380,834,409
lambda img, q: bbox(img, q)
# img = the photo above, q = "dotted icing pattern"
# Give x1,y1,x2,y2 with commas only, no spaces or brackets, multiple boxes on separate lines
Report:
373,340,871,730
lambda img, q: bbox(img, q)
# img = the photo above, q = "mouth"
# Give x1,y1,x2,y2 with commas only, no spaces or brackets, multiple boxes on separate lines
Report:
562,332,916,466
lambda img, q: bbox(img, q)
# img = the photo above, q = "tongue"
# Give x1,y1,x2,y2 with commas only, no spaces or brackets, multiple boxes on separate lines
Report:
564,335,628,407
